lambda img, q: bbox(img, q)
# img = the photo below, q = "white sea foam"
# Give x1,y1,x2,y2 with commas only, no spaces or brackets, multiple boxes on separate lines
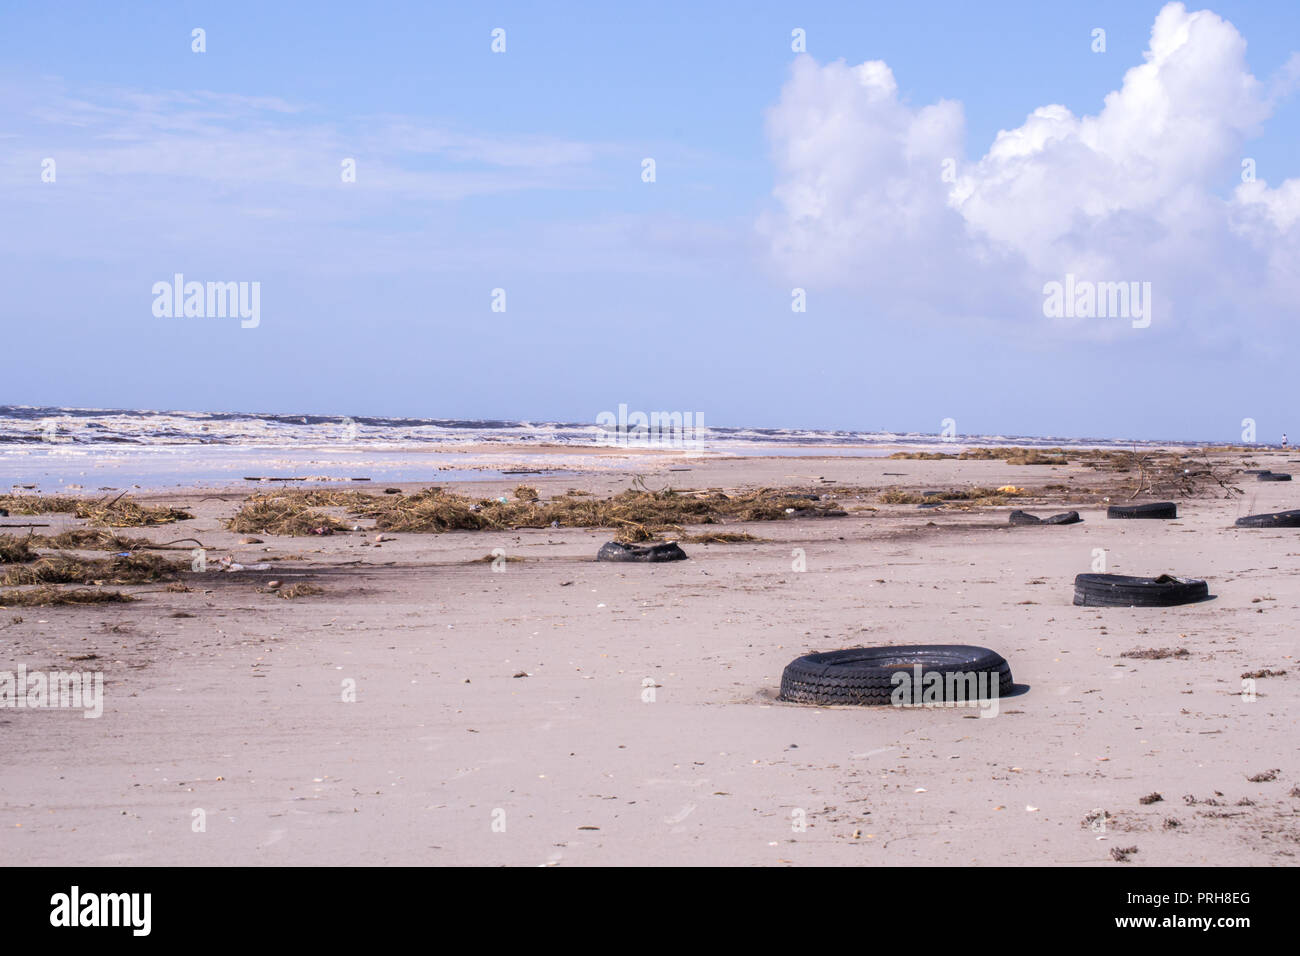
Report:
0,405,1205,454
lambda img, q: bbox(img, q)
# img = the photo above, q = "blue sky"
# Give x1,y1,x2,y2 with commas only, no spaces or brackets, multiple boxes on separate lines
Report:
1,1,1297,441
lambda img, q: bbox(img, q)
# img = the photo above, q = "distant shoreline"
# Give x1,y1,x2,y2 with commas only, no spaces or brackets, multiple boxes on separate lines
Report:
0,405,1275,451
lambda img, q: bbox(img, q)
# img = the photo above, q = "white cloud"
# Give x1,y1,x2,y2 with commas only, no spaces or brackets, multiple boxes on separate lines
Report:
762,3,1300,344
762,56,968,287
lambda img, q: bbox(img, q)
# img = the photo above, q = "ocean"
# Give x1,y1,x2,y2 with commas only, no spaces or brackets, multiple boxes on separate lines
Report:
0,405,1206,492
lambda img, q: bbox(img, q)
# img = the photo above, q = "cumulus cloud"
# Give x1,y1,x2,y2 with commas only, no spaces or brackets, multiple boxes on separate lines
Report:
762,3,1300,344
762,57,973,294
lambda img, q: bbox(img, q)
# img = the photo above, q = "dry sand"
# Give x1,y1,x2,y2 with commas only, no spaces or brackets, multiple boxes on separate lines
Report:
2,450,1297,866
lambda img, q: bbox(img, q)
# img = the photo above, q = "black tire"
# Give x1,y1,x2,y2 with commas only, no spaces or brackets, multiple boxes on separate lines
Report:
1107,501,1177,519
1044,510,1082,525
1235,509,1300,528
779,645,1013,706
1073,573,1208,607
596,541,687,562
1013,509,1083,525
774,647,1008,707
1258,471,1292,481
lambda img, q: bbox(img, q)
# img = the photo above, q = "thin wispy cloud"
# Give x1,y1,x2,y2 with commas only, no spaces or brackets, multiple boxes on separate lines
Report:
3,81,624,201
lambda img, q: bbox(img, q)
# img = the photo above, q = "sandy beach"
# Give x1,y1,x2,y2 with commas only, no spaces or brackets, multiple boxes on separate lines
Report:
3,446,1296,866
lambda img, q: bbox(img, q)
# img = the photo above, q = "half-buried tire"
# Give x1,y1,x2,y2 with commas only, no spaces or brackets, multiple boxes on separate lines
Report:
1044,510,1082,525
1258,471,1292,482
778,645,1012,706
1107,501,1177,519
1073,573,1208,607
1010,509,1082,525
1235,509,1300,528
596,541,687,562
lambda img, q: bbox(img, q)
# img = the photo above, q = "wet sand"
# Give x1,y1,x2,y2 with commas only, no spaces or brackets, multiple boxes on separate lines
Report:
2,449,1297,865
